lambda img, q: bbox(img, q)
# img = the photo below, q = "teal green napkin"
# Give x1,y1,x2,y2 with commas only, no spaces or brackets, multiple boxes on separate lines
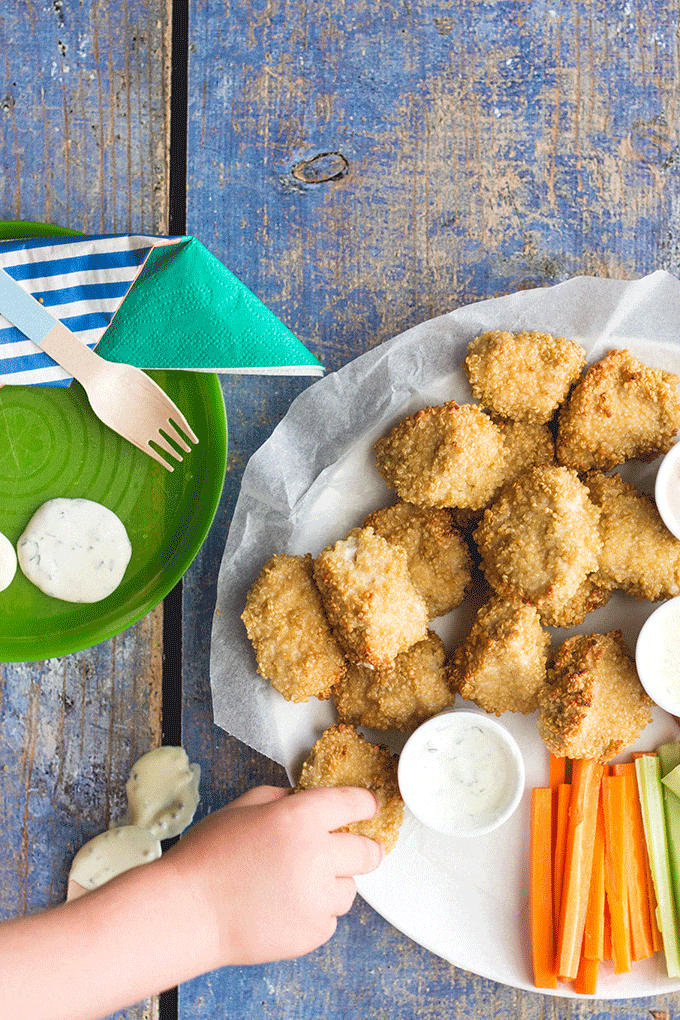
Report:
97,236,323,376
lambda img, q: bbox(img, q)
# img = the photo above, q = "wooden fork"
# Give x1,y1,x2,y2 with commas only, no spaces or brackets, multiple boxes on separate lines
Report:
0,268,198,470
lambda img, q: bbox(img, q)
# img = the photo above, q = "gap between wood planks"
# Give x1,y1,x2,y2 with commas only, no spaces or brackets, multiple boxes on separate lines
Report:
160,2,188,1018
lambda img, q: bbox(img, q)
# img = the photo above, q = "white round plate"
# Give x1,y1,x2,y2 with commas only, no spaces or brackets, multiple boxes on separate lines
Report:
212,276,680,997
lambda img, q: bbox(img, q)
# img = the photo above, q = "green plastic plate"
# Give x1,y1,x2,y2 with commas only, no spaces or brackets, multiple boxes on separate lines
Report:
0,222,227,662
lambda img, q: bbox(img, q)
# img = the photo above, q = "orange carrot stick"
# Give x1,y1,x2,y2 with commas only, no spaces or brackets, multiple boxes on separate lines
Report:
611,761,655,961
626,754,664,950
550,753,567,788
603,899,613,961
602,774,632,974
583,795,606,961
574,954,599,995
643,844,664,953
553,783,571,948
628,761,664,952
556,759,603,980
531,787,557,988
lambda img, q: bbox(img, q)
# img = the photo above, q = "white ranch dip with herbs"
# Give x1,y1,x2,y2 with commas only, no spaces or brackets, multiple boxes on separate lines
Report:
636,598,680,713
17,497,132,603
398,710,523,836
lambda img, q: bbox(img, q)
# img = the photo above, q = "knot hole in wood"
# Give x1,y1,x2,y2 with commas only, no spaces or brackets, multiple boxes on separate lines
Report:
291,152,350,185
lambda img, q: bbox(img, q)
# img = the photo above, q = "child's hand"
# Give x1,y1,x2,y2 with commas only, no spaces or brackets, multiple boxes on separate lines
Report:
163,785,383,967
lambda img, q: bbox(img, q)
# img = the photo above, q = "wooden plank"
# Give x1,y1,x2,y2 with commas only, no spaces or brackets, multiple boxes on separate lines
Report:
0,612,164,911
0,3,170,1019
0,0,170,234
183,0,680,1016
186,0,680,376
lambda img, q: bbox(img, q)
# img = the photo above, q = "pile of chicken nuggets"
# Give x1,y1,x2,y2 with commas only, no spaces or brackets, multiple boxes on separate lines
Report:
242,330,680,849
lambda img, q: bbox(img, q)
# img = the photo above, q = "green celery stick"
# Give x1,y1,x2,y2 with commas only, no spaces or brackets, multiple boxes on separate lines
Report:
657,743,680,933
635,754,680,977
662,763,680,799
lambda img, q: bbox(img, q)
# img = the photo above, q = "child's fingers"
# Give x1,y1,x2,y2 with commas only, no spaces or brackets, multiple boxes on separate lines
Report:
330,831,384,877
226,785,291,810
295,785,379,829
333,876,359,916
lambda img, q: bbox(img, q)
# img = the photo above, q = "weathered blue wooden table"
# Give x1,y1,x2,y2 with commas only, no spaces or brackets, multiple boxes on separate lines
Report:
2,1,680,1018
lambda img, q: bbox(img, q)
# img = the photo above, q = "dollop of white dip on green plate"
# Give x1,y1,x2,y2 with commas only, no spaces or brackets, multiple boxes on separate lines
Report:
17,497,132,603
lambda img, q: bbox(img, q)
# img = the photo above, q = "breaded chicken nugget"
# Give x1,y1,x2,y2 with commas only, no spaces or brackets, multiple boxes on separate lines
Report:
363,502,472,619
297,724,403,853
242,553,346,702
374,401,509,510
497,416,554,466
313,527,428,669
473,464,601,624
333,630,454,732
539,575,611,629
465,330,586,424
449,597,550,715
537,631,652,761
556,349,680,472
493,418,556,495
444,421,554,534
495,419,554,478
585,470,680,601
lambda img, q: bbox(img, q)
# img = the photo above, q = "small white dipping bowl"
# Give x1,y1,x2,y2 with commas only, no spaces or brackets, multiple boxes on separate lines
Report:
636,597,680,715
655,442,680,541
397,709,525,837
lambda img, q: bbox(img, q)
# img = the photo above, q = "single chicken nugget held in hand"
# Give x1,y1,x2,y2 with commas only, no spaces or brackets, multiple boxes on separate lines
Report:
556,348,680,472
297,724,404,853
449,597,550,715
334,630,454,732
374,401,509,510
537,631,652,762
585,470,680,601
242,553,346,702
313,527,428,669
474,464,602,625
363,502,472,619
465,330,586,424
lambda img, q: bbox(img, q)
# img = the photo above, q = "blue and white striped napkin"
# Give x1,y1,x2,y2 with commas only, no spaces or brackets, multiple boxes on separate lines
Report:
0,233,178,386
0,232,324,386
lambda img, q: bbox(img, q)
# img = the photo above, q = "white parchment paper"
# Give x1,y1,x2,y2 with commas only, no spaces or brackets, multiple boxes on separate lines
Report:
209,271,680,997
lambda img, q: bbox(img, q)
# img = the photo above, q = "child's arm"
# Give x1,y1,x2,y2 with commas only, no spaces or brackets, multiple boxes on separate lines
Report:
0,785,382,1020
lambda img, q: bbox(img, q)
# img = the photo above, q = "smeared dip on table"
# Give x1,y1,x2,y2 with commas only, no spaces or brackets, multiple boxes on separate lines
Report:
124,746,201,840
69,826,162,896
68,746,201,900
